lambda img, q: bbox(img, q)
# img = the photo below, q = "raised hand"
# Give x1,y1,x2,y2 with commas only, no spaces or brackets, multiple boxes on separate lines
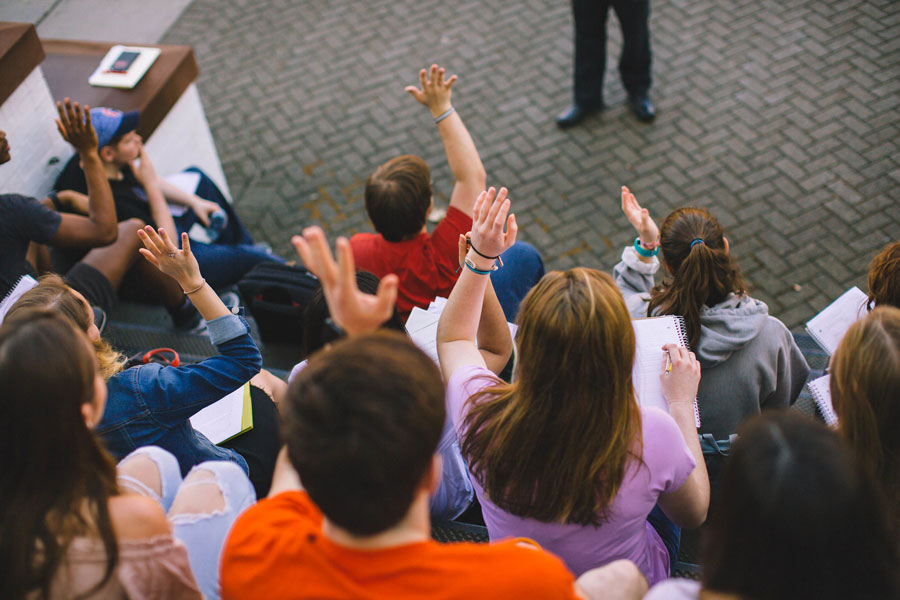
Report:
468,187,517,265
660,344,701,408
190,197,221,227
56,98,98,153
621,185,659,246
137,226,203,291
404,64,457,117
292,227,399,337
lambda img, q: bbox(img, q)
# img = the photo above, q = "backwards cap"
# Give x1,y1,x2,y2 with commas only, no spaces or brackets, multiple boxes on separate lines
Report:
89,107,139,149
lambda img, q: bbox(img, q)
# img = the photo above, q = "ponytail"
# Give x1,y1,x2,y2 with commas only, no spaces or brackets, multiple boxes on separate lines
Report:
647,207,745,349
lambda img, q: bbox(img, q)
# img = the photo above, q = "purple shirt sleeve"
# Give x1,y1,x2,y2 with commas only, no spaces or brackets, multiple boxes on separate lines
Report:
639,407,697,495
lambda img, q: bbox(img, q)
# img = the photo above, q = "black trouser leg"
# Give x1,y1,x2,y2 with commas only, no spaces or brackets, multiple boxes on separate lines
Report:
613,0,652,97
572,0,612,108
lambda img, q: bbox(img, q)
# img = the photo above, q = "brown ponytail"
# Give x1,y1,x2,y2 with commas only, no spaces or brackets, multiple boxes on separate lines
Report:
647,207,746,349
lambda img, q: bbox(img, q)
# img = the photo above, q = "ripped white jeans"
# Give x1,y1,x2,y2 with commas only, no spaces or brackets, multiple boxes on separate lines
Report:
117,446,256,600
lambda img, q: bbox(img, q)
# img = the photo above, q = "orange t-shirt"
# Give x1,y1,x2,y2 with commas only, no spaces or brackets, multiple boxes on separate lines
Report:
350,206,472,321
221,491,579,600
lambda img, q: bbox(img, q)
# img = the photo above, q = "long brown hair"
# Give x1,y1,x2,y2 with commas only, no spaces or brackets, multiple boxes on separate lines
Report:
8,274,125,379
460,268,642,525
0,309,119,600
647,207,747,349
867,239,900,310
831,306,900,538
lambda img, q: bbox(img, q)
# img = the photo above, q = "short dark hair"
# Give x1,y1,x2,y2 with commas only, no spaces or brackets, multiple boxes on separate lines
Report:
301,271,405,358
364,155,432,242
702,412,900,599
284,331,445,536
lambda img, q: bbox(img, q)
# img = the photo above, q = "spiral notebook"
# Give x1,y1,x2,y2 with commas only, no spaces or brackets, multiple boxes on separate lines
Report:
807,375,837,427
632,315,701,427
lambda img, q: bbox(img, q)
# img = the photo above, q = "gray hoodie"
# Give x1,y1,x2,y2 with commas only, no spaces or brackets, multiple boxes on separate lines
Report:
614,247,810,439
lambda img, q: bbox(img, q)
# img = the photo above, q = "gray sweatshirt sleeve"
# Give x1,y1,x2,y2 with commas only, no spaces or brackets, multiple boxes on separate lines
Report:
762,318,811,409
612,245,659,318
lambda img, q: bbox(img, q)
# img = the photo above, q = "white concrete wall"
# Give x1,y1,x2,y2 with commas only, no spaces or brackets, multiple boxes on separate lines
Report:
0,67,72,197
144,83,232,201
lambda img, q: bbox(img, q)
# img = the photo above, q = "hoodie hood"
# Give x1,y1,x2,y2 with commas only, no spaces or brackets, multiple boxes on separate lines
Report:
696,294,769,367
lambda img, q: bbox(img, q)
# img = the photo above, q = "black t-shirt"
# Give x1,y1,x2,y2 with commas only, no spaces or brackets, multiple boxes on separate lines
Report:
0,193,62,298
55,153,156,227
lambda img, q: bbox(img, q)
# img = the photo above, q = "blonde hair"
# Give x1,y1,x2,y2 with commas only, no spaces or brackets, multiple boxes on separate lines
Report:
7,275,125,379
831,306,900,537
461,268,642,525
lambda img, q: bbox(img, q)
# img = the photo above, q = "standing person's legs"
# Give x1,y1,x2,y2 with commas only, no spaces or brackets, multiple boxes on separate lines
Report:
169,461,256,600
572,0,612,109
613,0,652,97
490,241,545,322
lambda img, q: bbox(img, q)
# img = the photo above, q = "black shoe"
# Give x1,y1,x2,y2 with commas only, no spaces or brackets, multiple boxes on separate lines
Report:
628,94,656,123
556,103,603,129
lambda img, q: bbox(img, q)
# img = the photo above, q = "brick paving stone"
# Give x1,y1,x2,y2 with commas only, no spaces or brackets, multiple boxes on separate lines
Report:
163,0,900,329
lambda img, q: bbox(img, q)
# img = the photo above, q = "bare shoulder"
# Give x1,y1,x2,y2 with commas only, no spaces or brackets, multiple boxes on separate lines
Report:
109,494,172,540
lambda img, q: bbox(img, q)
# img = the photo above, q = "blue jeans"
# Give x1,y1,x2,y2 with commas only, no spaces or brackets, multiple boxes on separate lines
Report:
175,167,283,290
491,241,545,322
117,446,256,600
647,504,681,571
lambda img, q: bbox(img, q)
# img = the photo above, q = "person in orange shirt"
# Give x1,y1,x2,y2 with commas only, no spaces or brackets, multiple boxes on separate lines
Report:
220,232,648,600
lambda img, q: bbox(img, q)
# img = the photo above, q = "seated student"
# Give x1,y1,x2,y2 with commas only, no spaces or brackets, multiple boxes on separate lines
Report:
0,100,182,323
437,188,709,585
645,412,900,600
830,306,900,540
54,107,281,293
9,227,278,499
292,228,489,521
350,64,544,322
220,329,649,599
613,186,809,442
867,238,900,309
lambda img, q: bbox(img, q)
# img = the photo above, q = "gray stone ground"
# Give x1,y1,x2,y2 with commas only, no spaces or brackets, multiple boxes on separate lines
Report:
163,0,900,328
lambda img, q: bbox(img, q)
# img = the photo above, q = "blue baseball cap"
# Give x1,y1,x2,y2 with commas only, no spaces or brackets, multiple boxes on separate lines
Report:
89,107,139,148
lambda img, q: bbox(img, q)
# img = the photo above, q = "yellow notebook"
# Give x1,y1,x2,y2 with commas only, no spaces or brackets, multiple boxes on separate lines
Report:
189,382,253,444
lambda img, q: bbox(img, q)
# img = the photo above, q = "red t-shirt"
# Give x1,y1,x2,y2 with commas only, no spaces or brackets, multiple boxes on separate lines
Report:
220,491,579,600
350,207,472,321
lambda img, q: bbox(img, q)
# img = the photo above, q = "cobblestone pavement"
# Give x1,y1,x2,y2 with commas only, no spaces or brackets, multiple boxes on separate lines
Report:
163,0,900,328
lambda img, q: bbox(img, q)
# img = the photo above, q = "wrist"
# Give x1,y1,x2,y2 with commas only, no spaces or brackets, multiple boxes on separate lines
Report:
633,237,660,258
181,277,206,294
466,249,496,272
429,103,452,118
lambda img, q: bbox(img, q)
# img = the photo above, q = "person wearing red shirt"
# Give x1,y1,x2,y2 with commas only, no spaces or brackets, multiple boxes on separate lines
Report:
350,64,543,322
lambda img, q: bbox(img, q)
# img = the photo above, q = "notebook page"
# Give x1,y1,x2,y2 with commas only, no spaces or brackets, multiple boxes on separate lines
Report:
190,384,245,444
631,316,686,413
805,286,868,355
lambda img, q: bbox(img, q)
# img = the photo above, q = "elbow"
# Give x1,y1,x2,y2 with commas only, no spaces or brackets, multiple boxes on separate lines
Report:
682,506,708,530
99,225,118,245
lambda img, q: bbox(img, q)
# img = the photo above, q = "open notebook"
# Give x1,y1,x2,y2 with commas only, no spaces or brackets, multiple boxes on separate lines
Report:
190,382,253,444
405,297,518,366
632,315,701,427
805,286,868,355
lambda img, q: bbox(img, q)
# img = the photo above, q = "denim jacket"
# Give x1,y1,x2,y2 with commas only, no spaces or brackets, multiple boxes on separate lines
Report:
96,313,263,476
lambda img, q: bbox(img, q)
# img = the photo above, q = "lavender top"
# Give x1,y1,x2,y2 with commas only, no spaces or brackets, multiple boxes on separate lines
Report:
446,365,695,585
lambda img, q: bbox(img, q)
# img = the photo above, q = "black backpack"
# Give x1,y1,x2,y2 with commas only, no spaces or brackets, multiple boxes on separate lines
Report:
237,262,320,344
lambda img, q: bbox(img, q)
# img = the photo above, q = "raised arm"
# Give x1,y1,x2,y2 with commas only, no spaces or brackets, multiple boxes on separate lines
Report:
292,226,399,337
132,147,178,235
405,65,486,217
656,344,710,529
454,233,513,374
437,187,517,381
50,99,119,247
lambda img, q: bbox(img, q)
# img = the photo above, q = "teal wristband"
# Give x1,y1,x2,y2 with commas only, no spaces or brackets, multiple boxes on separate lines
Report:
464,257,495,275
634,237,660,257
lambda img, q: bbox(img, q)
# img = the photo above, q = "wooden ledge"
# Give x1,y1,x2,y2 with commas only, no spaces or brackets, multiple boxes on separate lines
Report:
40,39,198,140
0,22,45,105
